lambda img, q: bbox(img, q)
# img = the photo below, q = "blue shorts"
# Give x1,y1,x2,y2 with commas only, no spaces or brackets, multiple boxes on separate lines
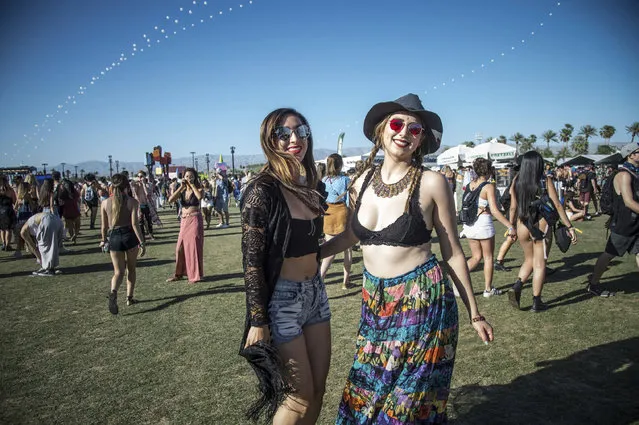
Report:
268,274,331,345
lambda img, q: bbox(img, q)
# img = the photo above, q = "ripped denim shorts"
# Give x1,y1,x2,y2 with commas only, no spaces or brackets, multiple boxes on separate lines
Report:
268,273,331,345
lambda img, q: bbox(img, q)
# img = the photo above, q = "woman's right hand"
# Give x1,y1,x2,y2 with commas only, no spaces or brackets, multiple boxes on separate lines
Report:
244,325,270,348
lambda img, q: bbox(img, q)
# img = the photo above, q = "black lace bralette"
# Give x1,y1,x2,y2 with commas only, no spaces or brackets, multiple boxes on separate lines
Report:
351,167,432,247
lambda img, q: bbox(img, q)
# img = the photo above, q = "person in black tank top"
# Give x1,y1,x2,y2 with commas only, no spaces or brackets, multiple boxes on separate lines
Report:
589,142,639,297
321,93,494,423
239,108,330,424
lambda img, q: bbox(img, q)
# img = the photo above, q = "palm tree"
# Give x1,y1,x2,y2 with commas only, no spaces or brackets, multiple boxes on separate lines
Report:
599,125,616,145
626,122,639,143
462,141,475,148
498,135,507,144
542,130,558,151
520,134,537,153
559,124,574,148
509,132,525,155
571,135,589,155
556,146,571,163
579,125,598,146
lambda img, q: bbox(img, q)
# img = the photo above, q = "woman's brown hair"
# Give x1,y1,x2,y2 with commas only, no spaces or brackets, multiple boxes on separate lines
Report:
259,108,322,214
326,154,344,177
110,174,131,227
472,158,494,178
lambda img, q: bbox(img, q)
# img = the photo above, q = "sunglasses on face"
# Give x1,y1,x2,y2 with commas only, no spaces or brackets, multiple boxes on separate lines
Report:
388,118,424,137
274,124,311,142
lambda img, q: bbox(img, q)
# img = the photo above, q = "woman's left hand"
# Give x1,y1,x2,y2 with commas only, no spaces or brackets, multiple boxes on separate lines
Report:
568,228,577,243
472,319,494,343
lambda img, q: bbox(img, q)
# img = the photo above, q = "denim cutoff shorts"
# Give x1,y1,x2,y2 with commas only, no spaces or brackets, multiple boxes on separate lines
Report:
268,273,331,345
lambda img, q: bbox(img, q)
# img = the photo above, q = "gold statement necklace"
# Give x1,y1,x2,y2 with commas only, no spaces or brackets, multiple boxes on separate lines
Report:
371,166,415,198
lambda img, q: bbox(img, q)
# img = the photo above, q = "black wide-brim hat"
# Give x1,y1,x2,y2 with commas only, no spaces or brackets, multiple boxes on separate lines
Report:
363,93,443,155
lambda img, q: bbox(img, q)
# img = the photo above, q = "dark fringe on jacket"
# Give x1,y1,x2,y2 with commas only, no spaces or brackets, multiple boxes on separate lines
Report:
240,341,293,422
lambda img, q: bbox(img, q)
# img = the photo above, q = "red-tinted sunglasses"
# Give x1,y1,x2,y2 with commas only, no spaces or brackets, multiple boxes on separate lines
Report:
389,118,424,137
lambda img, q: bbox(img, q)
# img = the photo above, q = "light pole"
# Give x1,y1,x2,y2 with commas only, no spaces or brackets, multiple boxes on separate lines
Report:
115,160,119,173
195,158,199,172
108,155,113,178
230,146,236,176
74,165,78,178
61,163,66,175
190,151,196,168
205,153,210,175
80,169,85,179
42,163,48,174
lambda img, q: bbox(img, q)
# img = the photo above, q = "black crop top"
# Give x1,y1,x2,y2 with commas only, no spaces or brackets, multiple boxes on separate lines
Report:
285,216,323,258
352,167,433,247
181,190,200,207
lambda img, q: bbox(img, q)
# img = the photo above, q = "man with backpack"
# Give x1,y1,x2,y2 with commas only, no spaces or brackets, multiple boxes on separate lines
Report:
81,174,99,229
589,142,639,297
578,165,599,220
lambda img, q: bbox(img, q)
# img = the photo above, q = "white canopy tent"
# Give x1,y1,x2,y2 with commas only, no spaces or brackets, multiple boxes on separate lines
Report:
436,145,470,168
465,139,516,162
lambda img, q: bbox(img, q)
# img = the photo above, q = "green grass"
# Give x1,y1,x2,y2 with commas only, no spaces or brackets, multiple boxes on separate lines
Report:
1,208,637,425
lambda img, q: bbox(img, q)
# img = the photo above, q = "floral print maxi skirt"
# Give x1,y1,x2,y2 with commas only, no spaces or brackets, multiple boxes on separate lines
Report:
336,255,459,424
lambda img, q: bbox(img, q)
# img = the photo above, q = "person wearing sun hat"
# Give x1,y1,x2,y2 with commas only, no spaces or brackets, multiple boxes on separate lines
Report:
589,141,639,297
321,93,493,423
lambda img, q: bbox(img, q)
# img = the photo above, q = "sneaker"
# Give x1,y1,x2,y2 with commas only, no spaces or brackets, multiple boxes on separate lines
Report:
222,223,229,228
35,269,54,277
530,296,548,312
483,287,503,297
545,266,556,276
108,291,119,315
32,268,47,275
215,223,224,228
508,279,523,310
126,296,138,306
586,283,615,297
13,250,22,259
494,261,510,272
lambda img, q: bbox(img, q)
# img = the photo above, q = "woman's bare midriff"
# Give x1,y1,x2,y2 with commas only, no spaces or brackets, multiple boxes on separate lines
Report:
360,242,433,278
181,206,200,216
280,254,319,282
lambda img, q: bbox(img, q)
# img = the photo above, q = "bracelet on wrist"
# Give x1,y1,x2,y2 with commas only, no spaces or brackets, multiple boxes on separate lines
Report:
471,315,486,324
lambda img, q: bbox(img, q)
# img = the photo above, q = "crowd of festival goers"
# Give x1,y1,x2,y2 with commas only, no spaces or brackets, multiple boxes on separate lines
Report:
1,95,637,423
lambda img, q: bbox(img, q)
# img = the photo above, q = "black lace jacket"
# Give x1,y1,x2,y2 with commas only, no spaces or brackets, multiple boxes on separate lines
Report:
239,173,326,347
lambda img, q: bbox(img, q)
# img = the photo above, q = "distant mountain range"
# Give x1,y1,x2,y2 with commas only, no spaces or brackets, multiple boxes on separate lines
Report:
43,147,372,176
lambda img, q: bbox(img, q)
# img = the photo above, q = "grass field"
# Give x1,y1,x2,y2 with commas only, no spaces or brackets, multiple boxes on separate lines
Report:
1,206,637,425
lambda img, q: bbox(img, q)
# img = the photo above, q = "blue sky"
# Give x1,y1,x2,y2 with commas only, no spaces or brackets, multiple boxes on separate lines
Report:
1,0,638,168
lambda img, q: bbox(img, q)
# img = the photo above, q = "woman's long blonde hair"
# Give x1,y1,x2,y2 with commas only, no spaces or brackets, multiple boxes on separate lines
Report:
110,174,130,227
259,108,323,214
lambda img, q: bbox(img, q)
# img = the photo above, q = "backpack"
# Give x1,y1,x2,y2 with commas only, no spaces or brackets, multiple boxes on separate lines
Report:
531,193,559,227
599,170,620,216
84,185,96,202
459,182,489,225
578,172,589,192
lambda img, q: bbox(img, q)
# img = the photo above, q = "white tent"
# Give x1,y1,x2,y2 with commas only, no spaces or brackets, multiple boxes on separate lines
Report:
437,145,470,167
466,139,516,162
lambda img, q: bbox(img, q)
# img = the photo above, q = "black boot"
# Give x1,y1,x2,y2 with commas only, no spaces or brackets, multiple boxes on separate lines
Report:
508,279,523,310
108,290,118,315
530,295,547,312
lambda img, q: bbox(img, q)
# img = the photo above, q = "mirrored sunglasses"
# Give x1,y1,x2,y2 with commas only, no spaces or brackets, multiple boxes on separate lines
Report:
389,118,424,137
274,124,311,142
